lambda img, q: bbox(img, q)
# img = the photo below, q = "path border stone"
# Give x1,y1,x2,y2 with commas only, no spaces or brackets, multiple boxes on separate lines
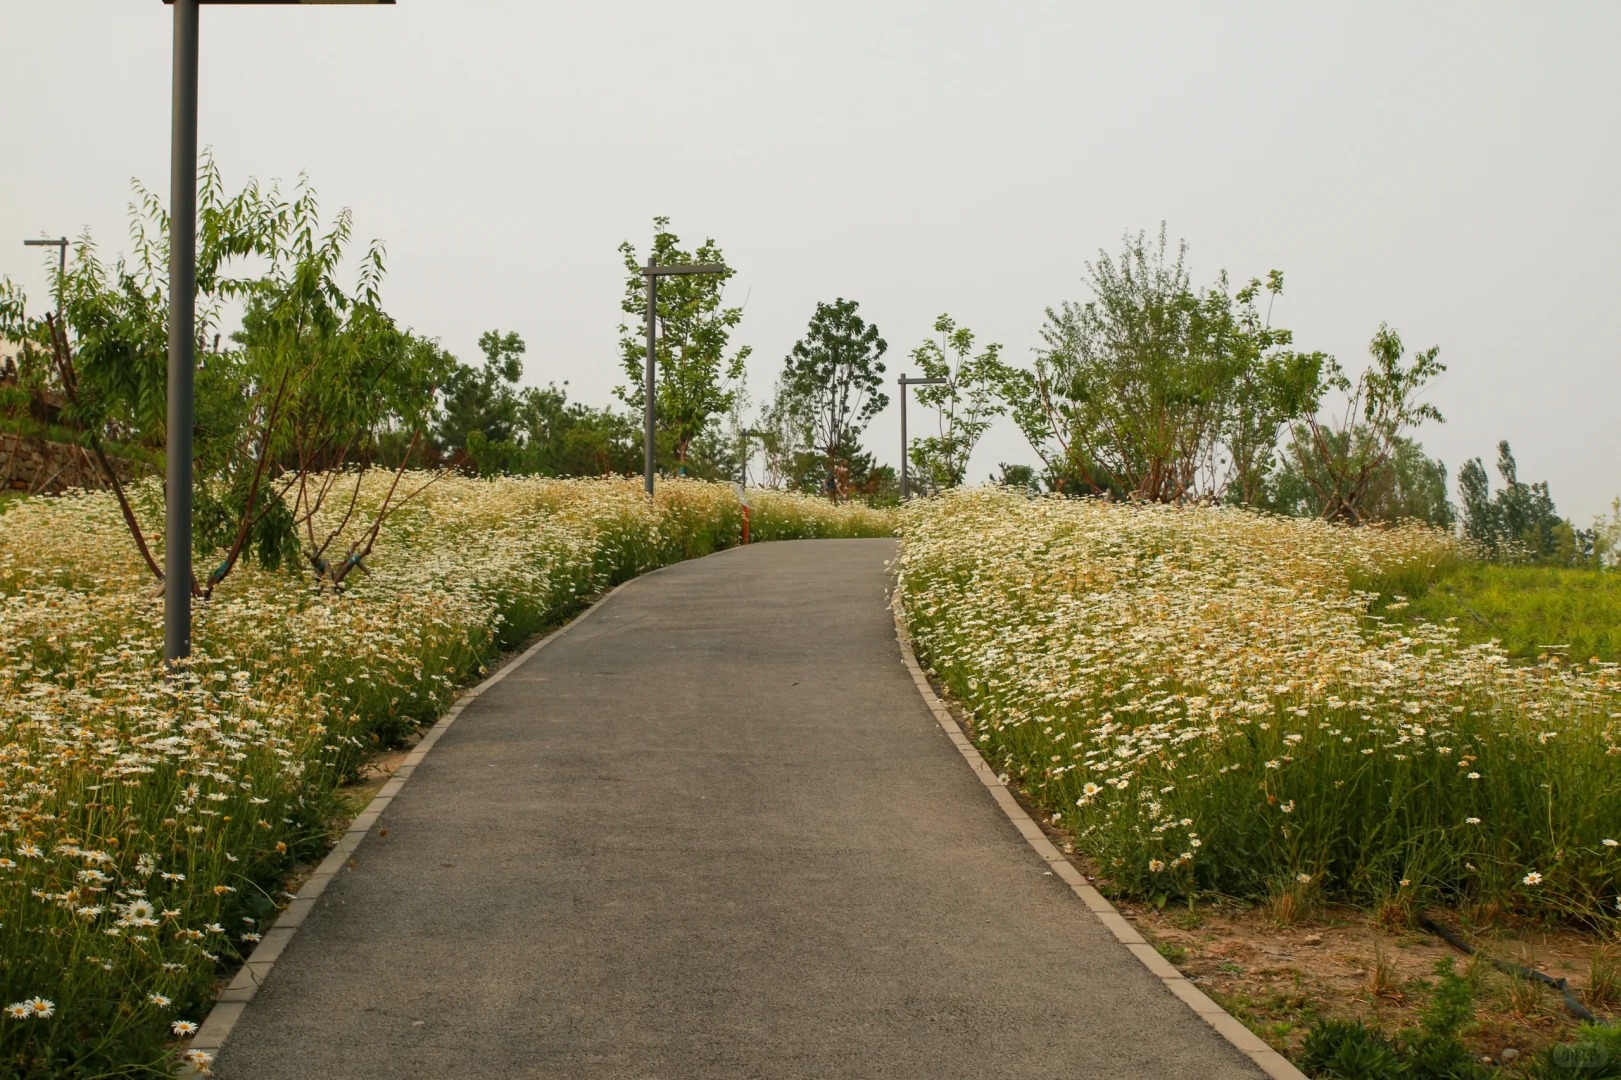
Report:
889,591,1309,1080
182,576,643,1075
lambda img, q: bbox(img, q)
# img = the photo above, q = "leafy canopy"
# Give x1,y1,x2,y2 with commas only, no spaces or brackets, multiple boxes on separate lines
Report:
906,314,1008,493
780,297,888,498
616,217,749,469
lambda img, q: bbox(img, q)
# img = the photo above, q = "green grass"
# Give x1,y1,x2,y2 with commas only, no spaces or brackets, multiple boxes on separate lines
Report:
1368,562,1621,665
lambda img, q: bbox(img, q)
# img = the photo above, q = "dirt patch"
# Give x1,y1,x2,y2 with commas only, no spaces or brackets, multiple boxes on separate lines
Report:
1113,896,1617,1069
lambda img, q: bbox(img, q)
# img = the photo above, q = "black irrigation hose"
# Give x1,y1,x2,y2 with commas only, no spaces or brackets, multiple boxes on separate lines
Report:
1417,912,1596,1022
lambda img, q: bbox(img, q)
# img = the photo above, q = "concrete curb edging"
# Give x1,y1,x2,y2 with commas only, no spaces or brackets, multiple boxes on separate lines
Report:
183,577,642,1074
889,592,1309,1080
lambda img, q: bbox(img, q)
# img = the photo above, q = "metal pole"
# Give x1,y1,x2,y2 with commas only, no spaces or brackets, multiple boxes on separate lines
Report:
165,0,199,664
22,239,68,316
643,256,656,499
899,377,908,500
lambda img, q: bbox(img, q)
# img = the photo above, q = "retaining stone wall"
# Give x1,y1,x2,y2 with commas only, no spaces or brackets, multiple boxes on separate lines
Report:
0,431,144,494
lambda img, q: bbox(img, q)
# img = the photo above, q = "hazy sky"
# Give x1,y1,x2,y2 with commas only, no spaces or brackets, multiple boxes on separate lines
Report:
4,2,1617,520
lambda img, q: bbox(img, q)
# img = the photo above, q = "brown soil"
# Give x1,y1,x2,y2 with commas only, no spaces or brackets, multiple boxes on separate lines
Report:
1114,896,1618,1069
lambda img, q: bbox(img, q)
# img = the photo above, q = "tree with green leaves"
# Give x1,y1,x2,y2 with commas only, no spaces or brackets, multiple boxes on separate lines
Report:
1458,441,1583,562
436,329,527,455
906,314,1009,492
1001,227,1319,502
616,217,749,471
1220,276,1331,506
1264,434,1454,528
780,298,888,501
1284,323,1445,524
0,155,454,595
428,328,640,478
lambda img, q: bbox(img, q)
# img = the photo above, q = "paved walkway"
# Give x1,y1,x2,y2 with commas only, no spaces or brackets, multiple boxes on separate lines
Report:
215,539,1262,1079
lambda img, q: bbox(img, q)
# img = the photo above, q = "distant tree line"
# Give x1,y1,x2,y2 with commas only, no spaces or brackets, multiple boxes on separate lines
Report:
4,170,1610,567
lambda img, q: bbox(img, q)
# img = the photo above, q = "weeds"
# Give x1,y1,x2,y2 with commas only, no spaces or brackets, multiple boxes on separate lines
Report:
1304,959,1488,1079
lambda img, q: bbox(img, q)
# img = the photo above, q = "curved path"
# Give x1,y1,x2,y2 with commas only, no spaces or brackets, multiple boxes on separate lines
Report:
215,539,1264,1079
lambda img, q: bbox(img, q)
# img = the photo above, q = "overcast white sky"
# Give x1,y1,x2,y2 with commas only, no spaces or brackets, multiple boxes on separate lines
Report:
4,2,1617,520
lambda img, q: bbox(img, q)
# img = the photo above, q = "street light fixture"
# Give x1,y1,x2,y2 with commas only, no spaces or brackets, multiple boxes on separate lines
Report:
21,237,68,313
158,0,393,665
897,373,946,499
638,259,726,499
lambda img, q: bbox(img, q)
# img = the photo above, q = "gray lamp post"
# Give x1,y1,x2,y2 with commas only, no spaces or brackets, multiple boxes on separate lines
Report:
639,259,726,498
159,0,393,665
897,373,946,499
22,238,68,315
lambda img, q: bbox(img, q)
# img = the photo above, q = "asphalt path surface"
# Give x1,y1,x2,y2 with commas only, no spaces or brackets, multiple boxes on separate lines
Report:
215,538,1263,1079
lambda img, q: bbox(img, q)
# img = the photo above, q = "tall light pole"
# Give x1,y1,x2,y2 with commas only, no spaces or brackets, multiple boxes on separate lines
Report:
639,259,725,498
159,0,393,665
897,373,946,499
21,238,68,315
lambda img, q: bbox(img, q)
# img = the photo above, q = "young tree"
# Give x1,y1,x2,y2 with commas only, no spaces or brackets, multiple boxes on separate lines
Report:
904,314,1008,493
1003,227,1317,503
992,463,1041,492
0,156,454,595
781,298,888,501
1265,435,1454,527
616,217,749,471
1285,324,1445,524
1592,498,1620,568
1220,275,1330,506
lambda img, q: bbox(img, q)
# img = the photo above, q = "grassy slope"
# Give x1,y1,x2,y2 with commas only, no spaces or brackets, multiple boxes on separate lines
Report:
1370,562,1621,665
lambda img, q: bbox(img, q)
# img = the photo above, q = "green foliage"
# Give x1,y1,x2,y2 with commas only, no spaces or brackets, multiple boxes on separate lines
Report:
1263,435,1455,528
992,463,1041,492
617,217,750,468
906,314,1008,493
1593,499,1621,568
780,298,889,499
1398,960,1489,1080
1459,441,1595,564
437,329,528,454
1004,226,1320,503
1301,1019,1409,1078
0,154,457,594
1300,962,1485,1080
1369,561,1621,664
757,375,815,491
194,470,302,575
433,329,639,479
1285,324,1446,523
